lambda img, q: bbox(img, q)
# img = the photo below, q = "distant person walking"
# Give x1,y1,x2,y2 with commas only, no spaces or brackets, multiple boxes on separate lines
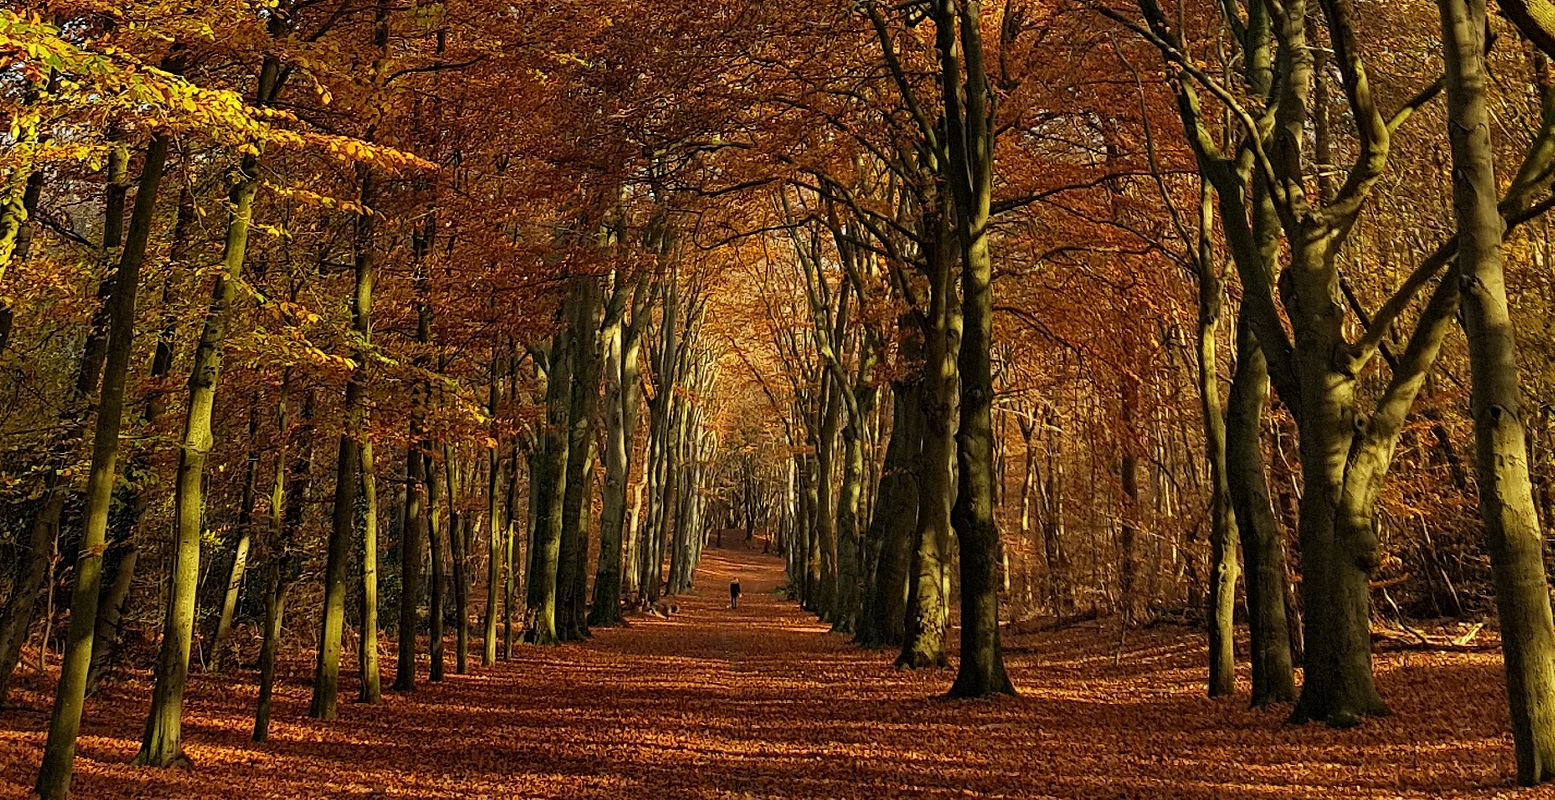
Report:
729,578,742,609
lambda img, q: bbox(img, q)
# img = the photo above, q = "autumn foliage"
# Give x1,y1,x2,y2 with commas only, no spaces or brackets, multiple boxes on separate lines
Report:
6,0,1555,794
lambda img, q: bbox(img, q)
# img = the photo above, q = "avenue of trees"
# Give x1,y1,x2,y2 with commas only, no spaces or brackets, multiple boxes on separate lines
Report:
7,0,1555,792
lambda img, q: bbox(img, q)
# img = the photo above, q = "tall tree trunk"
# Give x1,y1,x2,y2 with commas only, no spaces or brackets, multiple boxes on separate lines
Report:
1229,316,1295,706
861,374,922,648
1194,275,1231,697
527,333,570,644
427,449,447,680
1228,22,1295,702
313,397,360,716
813,370,842,619
798,451,821,608
1195,199,1239,698
310,171,373,717
358,440,381,701
394,219,434,692
82,184,188,694
504,432,522,657
941,0,1013,697
898,207,959,671
558,279,602,640
310,0,387,720
1041,407,1073,616
590,302,637,627
136,142,264,761
832,346,877,635
1118,375,1140,628
445,447,469,672
1016,413,1037,613
255,384,312,742
483,353,504,665
1441,0,1555,781
35,132,170,800
393,438,426,692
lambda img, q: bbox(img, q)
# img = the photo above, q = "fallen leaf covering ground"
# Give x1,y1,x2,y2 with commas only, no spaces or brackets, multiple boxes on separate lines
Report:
0,546,1539,799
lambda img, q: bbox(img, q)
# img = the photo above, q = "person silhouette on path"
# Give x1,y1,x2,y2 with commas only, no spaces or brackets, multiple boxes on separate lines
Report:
729,578,742,609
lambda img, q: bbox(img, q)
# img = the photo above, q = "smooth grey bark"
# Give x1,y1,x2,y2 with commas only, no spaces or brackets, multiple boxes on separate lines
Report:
1441,0,1555,781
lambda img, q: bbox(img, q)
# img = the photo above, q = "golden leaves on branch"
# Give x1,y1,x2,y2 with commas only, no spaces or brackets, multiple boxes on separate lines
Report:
0,10,433,177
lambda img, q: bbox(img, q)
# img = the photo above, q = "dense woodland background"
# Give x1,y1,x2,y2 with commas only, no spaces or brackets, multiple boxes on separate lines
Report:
8,0,1555,794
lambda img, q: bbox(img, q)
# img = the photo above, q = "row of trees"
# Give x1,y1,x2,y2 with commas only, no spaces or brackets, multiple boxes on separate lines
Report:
0,0,752,795
733,0,1555,786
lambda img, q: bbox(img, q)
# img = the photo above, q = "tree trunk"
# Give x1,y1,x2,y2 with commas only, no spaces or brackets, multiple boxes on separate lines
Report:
483,354,504,665
558,279,602,639
255,385,312,742
813,369,842,619
309,168,375,721
1195,208,1239,698
428,449,447,680
861,375,923,648
310,0,386,720
35,132,170,799
358,440,381,701
1118,375,1141,629
1285,270,1399,726
832,347,877,635
136,140,264,762
1228,316,1295,706
394,438,426,692
898,205,959,671
1442,0,1555,781
394,218,434,691
590,304,637,627
445,448,469,673
937,0,1013,698
86,182,193,694
504,432,521,657
527,334,571,644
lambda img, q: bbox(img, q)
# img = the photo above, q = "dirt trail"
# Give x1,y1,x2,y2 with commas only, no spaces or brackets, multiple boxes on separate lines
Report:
0,545,1529,798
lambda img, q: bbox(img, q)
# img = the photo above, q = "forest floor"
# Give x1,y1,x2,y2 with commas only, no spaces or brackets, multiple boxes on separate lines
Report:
0,544,1534,799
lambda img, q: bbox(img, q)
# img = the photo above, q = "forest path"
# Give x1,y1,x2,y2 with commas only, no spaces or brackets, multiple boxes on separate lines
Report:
0,542,1528,799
